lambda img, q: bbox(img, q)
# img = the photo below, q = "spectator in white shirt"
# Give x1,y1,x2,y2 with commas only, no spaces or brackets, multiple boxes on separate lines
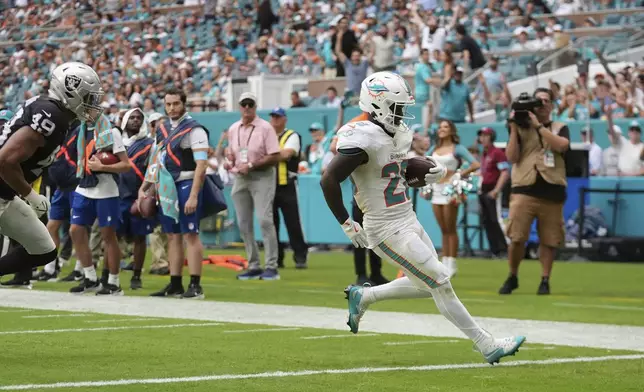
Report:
607,108,644,176
530,26,555,51
324,86,343,108
411,3,446,59
580,127,602,175
601,131,620,176
511,29,532,51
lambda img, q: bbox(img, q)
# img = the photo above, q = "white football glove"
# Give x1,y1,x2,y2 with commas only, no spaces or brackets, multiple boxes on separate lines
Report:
25,189,50,217
424,158,447,185
341,218,369,248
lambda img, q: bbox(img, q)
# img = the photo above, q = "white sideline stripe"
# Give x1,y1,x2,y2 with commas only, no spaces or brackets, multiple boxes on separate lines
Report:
555,302,644,312
519,346,557,351
22,313,90,319
0,309,32,313
298,289,337,295
0,323,221,335
383,340,460,346
84,318,163,323
223,328,300,333
1,355,643,390
2,290,644,352
302,333,379,340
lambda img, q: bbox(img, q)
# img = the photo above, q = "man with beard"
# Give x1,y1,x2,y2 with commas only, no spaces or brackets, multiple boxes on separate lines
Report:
118,108,154,290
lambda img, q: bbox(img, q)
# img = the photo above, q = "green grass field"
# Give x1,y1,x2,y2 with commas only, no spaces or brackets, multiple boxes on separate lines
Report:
0,251,643,391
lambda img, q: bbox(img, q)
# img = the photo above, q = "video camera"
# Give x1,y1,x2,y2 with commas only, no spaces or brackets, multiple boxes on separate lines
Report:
510,92,543,129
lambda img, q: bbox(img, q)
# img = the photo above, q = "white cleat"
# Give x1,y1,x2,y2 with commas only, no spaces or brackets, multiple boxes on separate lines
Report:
477,336,526,364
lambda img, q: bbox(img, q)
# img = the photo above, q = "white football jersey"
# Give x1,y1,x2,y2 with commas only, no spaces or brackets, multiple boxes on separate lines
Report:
336,116,415,247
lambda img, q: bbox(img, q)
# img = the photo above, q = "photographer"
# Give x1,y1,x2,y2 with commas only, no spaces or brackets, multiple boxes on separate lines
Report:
499,88,570,296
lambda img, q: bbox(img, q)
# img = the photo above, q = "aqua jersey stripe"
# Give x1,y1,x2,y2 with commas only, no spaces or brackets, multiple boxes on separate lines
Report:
378,242,440,288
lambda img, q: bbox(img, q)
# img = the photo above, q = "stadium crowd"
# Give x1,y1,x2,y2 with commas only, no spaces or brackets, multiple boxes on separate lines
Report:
1,0,643,114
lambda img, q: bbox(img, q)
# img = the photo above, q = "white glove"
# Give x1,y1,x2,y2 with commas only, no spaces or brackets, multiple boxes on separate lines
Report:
341,218,369,248
449,171,462,183
424,158,447,185
25,189,50,217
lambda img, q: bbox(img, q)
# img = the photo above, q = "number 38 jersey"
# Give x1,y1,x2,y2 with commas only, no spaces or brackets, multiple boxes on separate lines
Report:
0,96,76,200
336,117,415,247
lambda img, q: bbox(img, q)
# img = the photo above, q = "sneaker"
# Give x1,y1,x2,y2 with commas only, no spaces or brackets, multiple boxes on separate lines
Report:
295,262,308,270
130,277,143,290
478,336,526,364
96,283,124,296
37,271,59,282
259,268,280,281
60,270,83,282
498,275,518,295
0,277,32,289
369,274,390,286
122,262,134,271
69,278,100,294
537,279,550,295
182,283,205,299
237,269,263,280
344,284,370,334
150,283,184,297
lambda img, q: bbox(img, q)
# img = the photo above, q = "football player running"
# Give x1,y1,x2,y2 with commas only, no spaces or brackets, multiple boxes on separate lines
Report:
320,71,525,364
0,62,103,279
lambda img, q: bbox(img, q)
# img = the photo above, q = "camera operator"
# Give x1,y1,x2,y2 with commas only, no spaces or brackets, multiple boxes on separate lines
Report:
499,88,570,296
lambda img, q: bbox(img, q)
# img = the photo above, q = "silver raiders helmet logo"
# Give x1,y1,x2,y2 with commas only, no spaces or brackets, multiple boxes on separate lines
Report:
64,75,81,91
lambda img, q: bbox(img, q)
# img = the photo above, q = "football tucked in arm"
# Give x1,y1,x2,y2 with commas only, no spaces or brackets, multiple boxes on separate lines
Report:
138,196,158,219
404,156,436,188
95,151,120,165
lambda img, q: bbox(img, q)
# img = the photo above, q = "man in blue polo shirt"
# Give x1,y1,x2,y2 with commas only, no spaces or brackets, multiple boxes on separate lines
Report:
439,66,474,123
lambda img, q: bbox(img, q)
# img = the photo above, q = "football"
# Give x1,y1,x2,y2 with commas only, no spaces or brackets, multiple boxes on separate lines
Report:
138,196,158,218
404,156,436,188
130,200,140,216
96,151,119,165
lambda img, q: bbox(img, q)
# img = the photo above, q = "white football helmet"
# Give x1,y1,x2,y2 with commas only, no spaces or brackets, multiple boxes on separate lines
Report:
49,62,104,123
359,71,416,133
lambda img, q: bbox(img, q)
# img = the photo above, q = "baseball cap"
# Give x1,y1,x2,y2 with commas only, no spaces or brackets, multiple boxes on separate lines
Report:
269,107,286,117
0,109,14,121
580,126,593,135
612,125,622,134
238,92,257,104
148,112,163,123
455,66,464,73
309,122,324,131
629,120,641,132
478,127,495,135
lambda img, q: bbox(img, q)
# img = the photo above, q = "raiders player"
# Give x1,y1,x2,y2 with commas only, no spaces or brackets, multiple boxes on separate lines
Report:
0,62,103,278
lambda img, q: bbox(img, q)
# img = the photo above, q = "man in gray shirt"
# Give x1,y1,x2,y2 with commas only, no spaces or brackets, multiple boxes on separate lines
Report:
335,29,369,96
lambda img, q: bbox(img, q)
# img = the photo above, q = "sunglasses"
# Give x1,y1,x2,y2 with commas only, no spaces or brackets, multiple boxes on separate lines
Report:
240,100,255,108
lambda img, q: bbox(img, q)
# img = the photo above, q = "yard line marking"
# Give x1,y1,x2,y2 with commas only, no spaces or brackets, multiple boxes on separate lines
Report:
460,298,505,304
554,302,644,312
0,323,221,335
2,290,644,352
22,313,90,319
302,333,380,340
1,354,642,390
0,309,32,313
383,340,460,346
223,328,300,333
84,318,163,323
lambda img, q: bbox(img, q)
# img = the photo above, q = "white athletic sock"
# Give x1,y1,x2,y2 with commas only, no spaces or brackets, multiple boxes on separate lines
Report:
74,260,82,272
431,282,490,346
83,266,97,282
107,274,120,287
43,260,57,274
362,277,432,306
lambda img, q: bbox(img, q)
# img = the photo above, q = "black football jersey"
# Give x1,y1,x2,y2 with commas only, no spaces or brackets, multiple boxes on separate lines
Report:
0,96,76,200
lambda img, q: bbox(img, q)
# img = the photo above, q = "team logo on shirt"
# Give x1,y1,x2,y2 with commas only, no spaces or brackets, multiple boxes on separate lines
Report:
65,75,81,91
